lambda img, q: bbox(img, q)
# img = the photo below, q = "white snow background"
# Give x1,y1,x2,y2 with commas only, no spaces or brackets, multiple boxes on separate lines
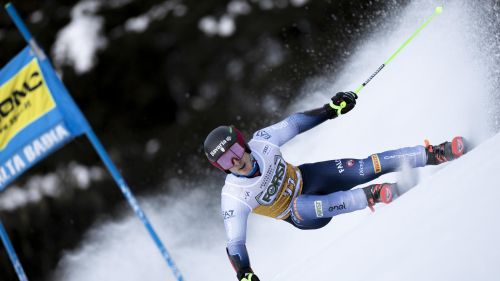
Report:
52,1,499,281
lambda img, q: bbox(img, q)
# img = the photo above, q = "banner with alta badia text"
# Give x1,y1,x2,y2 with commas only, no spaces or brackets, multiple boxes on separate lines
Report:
0,46,90,191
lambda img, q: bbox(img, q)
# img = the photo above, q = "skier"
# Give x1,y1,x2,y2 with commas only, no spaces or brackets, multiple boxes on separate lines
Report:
203,91,466,281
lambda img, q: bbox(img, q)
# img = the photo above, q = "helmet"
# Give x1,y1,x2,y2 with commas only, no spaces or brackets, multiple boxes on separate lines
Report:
204,125,250,172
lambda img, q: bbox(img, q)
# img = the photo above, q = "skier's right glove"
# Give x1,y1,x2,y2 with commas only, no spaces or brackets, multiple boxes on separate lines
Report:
328,91,358,117
237,267,260,281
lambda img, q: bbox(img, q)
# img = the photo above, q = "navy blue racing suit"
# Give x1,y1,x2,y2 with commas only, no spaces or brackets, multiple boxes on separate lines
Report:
221,105,427,278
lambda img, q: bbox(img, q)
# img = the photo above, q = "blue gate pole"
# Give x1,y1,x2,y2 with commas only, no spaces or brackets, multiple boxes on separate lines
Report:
85,130,184,281
4,3,46,60
0,220,29,281
5,3,184,280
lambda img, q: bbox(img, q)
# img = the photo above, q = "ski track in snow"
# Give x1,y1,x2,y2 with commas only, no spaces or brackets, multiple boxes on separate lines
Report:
53,1,499,280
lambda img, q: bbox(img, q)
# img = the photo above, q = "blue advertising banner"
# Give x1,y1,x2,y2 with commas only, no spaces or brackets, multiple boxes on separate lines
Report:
0,46,90,191
1,3,183,281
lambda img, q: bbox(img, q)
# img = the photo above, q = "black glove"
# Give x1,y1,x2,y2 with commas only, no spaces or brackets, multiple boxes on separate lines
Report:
328,91,358,116
237,267,260,281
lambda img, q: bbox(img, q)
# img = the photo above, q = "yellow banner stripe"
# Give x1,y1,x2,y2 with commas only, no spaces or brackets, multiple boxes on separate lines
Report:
0,59,56,150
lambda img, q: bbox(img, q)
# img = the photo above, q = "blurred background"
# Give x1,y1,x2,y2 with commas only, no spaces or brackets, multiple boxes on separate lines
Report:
0,0,499,280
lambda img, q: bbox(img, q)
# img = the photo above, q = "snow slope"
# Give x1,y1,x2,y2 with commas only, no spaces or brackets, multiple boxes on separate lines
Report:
53,1,499,281
276,132,500,281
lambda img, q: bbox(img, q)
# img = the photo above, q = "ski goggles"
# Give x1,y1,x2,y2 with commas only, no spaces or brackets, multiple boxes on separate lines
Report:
216,142,245,170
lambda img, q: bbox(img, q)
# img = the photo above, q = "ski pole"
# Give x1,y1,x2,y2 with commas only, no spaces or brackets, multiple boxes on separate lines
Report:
331,6,443,115
355,6,443,94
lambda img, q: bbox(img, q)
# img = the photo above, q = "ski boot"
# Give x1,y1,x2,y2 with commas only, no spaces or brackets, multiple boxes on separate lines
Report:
424,136,466,165
363,183,399,212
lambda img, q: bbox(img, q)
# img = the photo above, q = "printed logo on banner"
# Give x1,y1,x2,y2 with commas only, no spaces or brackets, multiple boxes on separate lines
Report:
371,154,382,174
0,124,71,187
0,59,55,150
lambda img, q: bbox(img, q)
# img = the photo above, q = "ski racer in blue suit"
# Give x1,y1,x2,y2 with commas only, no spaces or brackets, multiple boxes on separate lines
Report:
203,91,466,281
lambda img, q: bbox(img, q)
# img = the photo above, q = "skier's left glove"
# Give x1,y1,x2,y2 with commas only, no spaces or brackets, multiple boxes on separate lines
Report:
327,91,358,117
237,267,260,281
